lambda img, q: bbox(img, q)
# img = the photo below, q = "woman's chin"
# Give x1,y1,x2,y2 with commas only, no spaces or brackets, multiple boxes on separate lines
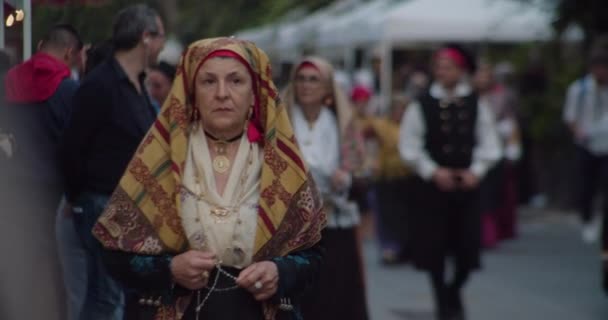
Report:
205,119,244,136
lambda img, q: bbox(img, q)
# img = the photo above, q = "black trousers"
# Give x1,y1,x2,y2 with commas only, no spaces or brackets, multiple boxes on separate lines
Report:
408,178,481,272
576,146,608,223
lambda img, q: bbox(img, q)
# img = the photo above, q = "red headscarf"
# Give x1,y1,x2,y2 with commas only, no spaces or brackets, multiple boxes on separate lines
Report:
191,49,263,143
296,61,320,73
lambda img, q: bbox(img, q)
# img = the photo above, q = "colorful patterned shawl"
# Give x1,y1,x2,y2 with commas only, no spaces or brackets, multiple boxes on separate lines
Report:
92,37,326,319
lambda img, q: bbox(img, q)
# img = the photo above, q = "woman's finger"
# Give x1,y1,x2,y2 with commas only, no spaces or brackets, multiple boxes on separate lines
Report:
237,263,263,289
253,283,278,301
236,263,257,282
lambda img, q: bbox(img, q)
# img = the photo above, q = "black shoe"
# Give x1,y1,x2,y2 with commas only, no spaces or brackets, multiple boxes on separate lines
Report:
433,288,450,320
446,287,466,320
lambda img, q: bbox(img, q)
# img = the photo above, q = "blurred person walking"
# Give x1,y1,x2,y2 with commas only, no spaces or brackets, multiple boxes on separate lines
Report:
563,46,608,244
1,24,83,320
55,38,115,320
147,60,176,111
474,62,522,248
60,4,165,319
349,85,378,240
284,57,369,320
399,45,501,320
364,94,414,264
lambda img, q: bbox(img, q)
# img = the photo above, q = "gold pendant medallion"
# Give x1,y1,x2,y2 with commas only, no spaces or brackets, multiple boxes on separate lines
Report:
212,155,230,173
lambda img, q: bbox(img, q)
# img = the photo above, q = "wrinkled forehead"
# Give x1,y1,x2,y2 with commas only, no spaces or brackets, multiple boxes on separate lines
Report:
184,38,257,83
195,50,252,78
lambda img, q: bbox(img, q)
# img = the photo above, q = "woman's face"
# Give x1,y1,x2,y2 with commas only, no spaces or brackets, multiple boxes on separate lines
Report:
294,66,328,108
473,66,494,92
434,57,464,89
148,69,172,105
390,103,406,122
353,100,368,115
194,57,254,138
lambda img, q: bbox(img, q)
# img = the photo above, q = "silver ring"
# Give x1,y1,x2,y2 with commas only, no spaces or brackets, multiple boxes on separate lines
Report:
254,281,262,290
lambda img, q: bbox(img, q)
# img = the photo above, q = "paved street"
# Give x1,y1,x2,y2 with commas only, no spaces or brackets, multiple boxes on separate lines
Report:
364,211,608,320
2,204,607,320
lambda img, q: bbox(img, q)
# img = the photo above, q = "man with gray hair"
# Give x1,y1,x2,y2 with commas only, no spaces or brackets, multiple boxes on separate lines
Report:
60,4,165,319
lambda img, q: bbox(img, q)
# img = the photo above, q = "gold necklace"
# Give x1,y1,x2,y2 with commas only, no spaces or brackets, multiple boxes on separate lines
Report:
204,131,243,174
185,141,254,223
211,142,231,174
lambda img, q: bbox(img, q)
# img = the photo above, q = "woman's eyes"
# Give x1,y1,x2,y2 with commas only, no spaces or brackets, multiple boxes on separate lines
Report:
232,77,248,85
200,77,246,86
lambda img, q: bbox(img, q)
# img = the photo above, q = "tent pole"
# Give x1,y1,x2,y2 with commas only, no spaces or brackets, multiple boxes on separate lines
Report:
380,40,392,115
0,2,4,49
23,0,31,60
344,45,354,75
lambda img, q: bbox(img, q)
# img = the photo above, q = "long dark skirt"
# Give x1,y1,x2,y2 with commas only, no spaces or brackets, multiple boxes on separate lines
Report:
408,178,481,271
603,206,608,295
480,161,505,213
301,227,369,320
374,177,413,258
183,267,264,320
481,162,519,248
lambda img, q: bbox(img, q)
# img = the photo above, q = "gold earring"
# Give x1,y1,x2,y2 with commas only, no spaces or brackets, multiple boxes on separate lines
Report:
190,107,200,131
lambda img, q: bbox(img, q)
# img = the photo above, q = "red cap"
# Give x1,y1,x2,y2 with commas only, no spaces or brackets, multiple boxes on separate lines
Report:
351,85,372,102
435,48,468,70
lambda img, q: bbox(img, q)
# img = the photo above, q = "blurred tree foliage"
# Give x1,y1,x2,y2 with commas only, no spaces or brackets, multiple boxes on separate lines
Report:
513,0,608,50
32,0,334,45
486,42,583,143
552,0,608,50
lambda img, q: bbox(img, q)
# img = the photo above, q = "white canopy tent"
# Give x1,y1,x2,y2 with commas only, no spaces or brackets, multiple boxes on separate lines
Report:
237,0,578,111
312,0,567,113
316,0,557,49
236,0,359,62
237,24,276,50
316,0,395,49
379,0,554,43
238,0,575,57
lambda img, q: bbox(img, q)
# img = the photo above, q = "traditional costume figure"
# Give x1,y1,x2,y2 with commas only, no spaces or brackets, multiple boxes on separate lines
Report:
399,46,501,320
474,62,521,248
283,57,369,320
93,37,326,320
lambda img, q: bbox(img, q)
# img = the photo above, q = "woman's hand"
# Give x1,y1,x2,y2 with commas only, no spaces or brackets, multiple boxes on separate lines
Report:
170,250,217,290
236,261,279,301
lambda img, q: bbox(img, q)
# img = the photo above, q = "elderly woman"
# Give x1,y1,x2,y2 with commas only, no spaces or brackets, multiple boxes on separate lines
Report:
283,57,369,320
92,38,326,320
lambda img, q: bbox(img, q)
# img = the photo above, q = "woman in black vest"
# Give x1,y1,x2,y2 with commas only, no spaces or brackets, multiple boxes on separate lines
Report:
398,45,501,320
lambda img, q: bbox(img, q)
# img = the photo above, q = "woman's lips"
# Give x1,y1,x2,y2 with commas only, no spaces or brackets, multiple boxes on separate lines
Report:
213,107,234,113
